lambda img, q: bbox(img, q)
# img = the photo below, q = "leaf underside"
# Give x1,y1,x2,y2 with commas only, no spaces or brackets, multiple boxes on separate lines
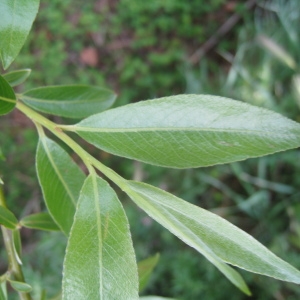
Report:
36,137,85,235
20,212,60,231
0,0,40,69
75,95,300,168
3,69,31,87
124,180,300,291
62,175,139,300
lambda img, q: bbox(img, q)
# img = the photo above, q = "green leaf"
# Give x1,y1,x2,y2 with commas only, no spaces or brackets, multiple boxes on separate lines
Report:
0,206,18,229
123,181,250,295
140,297,176,300
0,75,16,116
13,229,22,259
0,281,7,300
20,212,60,231
125,181,300,286
75,95,300,168
0,0,39,69
36,136,86,235
138,254,160,292
62,175,138,300
21,85,116,119
8,280,32,293
2,69,31,87
0,288,5,300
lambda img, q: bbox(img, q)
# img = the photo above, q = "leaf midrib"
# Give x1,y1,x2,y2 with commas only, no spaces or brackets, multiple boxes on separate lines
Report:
92,176,103,299
41,138,77,206
131,183,300,280
22,95,112,105
75,126,295,137
124,183,221,263
124,182,251,292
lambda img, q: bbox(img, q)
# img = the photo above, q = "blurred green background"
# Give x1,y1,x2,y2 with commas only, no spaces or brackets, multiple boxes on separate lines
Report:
1,0,300,299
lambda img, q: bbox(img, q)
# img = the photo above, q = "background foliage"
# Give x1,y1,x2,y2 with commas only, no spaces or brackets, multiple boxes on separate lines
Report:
1,0,300,299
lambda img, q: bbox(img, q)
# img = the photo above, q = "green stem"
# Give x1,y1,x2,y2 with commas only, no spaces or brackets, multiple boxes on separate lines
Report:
0,186,32,300
16,102,126,188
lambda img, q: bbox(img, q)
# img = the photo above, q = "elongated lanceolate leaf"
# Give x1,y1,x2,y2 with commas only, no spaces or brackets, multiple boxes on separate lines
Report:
0,0,39,69
21,85,116,118
3,69,31,87
138,254,160,292
20,212,60,231
125,181,300,286
36,137,86,235
75,95,300,168
0,206,18,230
123,181,250,295
62,175,138,300
0,75,16,116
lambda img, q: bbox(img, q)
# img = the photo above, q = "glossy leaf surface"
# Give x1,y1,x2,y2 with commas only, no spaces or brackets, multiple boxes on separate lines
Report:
62,175,138,300
125,181,300,285
21,85,116,118
20,212,60,231
138,254,160,292
36,137,85,235
0,75,16,116
0,206,18,230
0,0,39,69
3,69,31,87
75,95,300,168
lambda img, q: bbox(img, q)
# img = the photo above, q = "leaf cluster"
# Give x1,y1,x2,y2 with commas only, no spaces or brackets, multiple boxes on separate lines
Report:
1,1,300,300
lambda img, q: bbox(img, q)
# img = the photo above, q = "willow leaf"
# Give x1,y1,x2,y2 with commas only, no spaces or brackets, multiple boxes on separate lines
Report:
75,95,300,168
36,137,85,235
124,180,300,290
20,212,60,231
21,85,116,118
0,206,18,230
0,75,16,116
3,69,31,87
62,175,138,300
0,0,39,69
8,280,32,293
